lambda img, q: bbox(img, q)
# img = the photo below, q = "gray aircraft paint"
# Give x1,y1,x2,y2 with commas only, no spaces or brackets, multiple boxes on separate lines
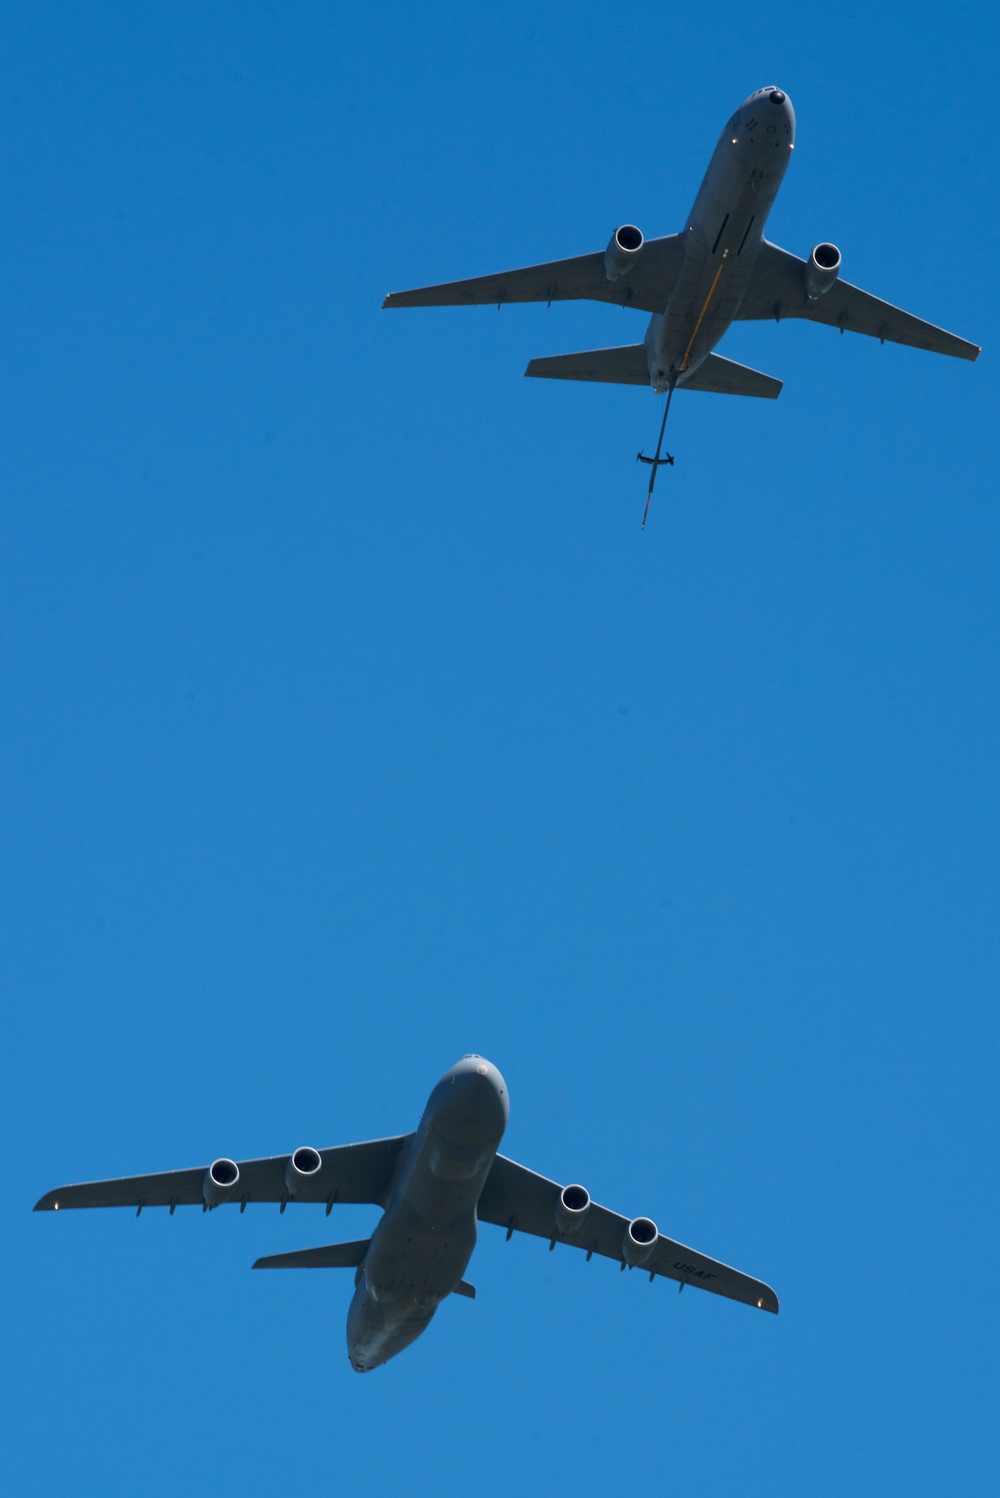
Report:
345,1055,509,1371
35,1055,779,1374
646,87,794,392
382,87,979,388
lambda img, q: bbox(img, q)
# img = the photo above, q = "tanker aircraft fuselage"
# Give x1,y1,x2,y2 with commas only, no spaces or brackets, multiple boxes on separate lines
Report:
646,86,794,391
382,86,978,429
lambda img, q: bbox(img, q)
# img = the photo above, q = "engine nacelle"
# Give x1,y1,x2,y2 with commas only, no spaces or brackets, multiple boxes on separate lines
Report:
804,242,841,300
203,1157,240,1208
622,1215,658,1267
604,224,644,283
285,1146,322,1197
555,1183,591,1237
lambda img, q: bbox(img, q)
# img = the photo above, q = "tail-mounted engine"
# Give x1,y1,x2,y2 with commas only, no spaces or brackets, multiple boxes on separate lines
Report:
804,242,841,300
202,1157,240,1208
555,1183,591,1237
604,224,644,283
622,1215,658,1267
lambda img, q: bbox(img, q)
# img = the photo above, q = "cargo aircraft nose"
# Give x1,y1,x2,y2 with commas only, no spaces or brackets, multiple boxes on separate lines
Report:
429,1055,510,1146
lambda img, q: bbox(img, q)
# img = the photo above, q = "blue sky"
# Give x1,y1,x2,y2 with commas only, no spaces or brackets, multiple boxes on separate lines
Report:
1,3,996,1493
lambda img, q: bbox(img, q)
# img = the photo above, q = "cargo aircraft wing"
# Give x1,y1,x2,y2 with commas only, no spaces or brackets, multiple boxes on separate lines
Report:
33,1135,412,1213
477,1152,778,1313
737,240,980,361
382,234,686,316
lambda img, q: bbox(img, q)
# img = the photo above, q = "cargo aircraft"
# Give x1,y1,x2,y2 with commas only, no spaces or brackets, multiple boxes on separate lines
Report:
383,87,980,525
35,1055,778,1372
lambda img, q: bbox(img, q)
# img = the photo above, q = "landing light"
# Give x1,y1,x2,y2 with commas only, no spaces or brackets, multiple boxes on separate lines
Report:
757,1297,763,1308
53,1202,59,1210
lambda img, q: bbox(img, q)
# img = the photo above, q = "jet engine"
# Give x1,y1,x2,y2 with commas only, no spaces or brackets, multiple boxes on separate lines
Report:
555,1183,591,1237
622,1215,658,1267
202,1157,240,1208
804,242,841,300
604,224,644,283
285,1146,322,1197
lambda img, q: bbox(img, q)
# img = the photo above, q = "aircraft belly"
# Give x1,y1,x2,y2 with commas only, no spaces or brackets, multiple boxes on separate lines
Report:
366,1203,477,1297
648,102,789,386
346,1209,477,1371
651,223,764,384
651,259,730,380
344,1068,508,1370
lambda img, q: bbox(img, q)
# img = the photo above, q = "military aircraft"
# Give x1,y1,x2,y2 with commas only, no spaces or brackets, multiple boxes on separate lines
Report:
35,1055,778,1372
383,86,980,525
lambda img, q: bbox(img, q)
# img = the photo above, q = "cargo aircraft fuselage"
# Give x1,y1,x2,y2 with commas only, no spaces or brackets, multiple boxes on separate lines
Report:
345,1055,508,1370
37,1055,779,1373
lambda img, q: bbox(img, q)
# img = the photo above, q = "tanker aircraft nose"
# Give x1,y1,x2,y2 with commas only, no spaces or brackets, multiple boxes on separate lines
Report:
739,84,795,147
742,85,796,130
381,83,978,532
769,87,795,138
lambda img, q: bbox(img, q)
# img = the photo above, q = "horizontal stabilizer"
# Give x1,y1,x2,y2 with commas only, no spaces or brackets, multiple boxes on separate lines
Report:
679,352,782,398
253,1238,369,1270
524,346,781,397
525,344,649,385
452,1280,476,1300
